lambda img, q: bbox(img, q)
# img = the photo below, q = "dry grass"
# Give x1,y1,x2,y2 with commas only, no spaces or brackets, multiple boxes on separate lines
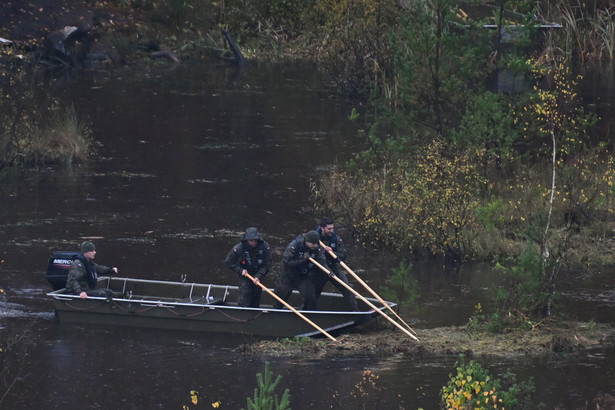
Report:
25,105,92,166
542,0,615,61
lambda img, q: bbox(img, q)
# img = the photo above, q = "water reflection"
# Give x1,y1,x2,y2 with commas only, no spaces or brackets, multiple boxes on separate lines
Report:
0,61,613,408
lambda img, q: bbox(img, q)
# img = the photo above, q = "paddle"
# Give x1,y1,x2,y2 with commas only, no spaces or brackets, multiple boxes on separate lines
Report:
319,240,418,336
242,272,337,342
309,257,420,342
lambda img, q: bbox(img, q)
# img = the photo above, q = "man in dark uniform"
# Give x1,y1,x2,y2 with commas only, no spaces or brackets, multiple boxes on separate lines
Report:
224,227,272,308
313,218,358,311
66,241,118,299
273,230,329,310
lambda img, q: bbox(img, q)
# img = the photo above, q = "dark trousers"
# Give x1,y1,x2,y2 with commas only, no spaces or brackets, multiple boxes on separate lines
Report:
273,275,317,310
238,277,262,308
312,267,358,311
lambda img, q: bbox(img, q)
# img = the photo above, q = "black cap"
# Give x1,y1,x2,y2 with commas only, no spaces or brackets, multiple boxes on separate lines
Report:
80,241,96,253
304,230,320,244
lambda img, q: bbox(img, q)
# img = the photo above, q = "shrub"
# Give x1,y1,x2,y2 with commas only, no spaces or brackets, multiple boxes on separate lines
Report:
356,139,486,259
311,0,398,99
441,355,537,409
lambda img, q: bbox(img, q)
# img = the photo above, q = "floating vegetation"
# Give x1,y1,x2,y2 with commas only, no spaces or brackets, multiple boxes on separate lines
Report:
186,178,230,184
161,231,214,240
237,322,615,358
115,237,157,244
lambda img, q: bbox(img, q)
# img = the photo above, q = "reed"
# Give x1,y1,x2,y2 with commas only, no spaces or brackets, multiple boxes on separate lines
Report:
593,7,615,59
27,105,92,166
545,0,615,60
557,1,590,61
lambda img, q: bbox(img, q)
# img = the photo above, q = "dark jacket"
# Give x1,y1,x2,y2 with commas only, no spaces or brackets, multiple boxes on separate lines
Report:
316,226,347,265
279,234,329,280
66,256,114,294
224,229,272,281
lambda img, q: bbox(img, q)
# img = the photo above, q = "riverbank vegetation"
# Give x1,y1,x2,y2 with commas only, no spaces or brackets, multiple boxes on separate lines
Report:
0,50,92,172
238,321,615,357
309,1,615,330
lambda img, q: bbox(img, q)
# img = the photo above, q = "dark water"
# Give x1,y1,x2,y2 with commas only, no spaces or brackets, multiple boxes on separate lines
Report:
0,61,614,409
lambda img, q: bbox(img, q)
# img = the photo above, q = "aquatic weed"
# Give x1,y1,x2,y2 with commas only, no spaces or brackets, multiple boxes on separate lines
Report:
333,369,384,410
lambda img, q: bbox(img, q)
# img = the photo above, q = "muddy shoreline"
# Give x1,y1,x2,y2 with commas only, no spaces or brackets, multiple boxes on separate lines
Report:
237,321,615,358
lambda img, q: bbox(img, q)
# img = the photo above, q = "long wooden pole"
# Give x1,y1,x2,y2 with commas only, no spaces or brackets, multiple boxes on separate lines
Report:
309,258,419,342
320,241,418,336
243,272,337,342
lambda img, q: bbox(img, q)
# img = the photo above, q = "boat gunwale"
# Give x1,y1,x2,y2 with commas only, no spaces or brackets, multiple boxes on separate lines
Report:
47,276,396,316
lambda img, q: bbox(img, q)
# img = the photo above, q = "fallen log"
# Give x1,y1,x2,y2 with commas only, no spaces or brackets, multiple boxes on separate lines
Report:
151,50,180,63
222,29,246,66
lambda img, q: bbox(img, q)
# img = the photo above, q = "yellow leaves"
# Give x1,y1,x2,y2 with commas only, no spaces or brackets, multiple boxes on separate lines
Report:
190,390,198,405
184,390,220,408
